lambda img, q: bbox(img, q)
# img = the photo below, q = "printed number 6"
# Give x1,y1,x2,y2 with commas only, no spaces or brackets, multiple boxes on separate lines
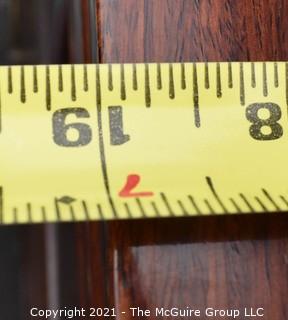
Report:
52,108,92,147
246,103,283,141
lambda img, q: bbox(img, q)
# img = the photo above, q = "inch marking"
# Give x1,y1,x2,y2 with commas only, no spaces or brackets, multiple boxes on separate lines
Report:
204,62,210,89
120,64,126,100
228,62,233,88
239,193,255,212
157,63,162,90
46,66,51,111
255,196,268,211
204,199,215,214
58,65,63,92
240,62,245,106
169,63,175,99
136,198,146,217
193,63,200,128
132,64,138,90
124,202,132,218
229,198,242,213
251,62,256,88
83,65,89,91
97,203,104,220
216,62,222,98
206,176,228,213
54,198,61,221
82,200,91,220
96,65,118,218
41,206,47,222
274,62,279,88
13,207,18,224
145,64,151,107
177,200,189,216
262,188,280,211
108,64,113,91
33,66,38,93
181,63,186,89
262,62,268,97
26,203,32,222
20,66,26,103
71,65,77,101
151,201,161,217
8,67,13,93
160,192,175,216
188,195,202,215
280,195,288,209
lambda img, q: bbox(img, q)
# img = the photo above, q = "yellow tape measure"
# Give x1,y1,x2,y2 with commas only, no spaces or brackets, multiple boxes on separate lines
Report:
0,62,288,224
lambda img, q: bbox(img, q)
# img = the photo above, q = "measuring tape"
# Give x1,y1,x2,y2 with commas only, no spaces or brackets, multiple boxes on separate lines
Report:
0,62,288,224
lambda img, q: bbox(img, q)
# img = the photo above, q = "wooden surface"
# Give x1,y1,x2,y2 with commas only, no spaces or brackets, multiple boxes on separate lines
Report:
76,1,288,319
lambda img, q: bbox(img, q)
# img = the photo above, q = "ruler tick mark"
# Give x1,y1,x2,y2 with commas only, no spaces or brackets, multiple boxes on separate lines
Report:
83,64,89,91
71,65,77,101
136,198,146,217
124,202,132,218
181,63,186,89
251,62,256,88
160,192,175,216
96,65,118,218
82,200,90,220
274,62,279,88
41,206,47,222
169,63,175,99
280,195,288,209
188,195,202,215
216,62,222,98
132,64,138,90
262,188,280,211
193,63,200,128
97,203,104,220
145,64,151,107
157,63,162,90
46,66,51,111
26,202,32,222
204,199,215,214
120,64,126,100
8,67,13,93
108,64,113,91
177,200,189,216
228,62,233,88
255,196,268,211
262,62,268,97
151,201,161,217
204,62,210,89
20,66,26,103
33,66,38,93
239,193,255,212
58,65,63,92
240,62,245,106
229,197,242,213
206,176,228,213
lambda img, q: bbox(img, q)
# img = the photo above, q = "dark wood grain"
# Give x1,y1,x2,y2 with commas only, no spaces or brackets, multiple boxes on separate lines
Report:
75,1,288,319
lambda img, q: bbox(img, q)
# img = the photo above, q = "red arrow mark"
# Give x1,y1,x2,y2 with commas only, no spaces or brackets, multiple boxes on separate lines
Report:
119,174,154,197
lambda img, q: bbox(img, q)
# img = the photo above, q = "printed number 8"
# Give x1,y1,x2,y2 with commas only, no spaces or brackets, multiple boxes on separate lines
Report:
246,103,283,141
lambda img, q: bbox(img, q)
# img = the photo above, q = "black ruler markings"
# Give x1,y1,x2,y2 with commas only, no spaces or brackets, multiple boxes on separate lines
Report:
177,200,189,216
145,63,151,107
82,200,91,220
151,201,161,217
157,63,162,90
58,65,63,92
188,195,202,215
216,62,222,98
228,62,233,88
136,198,147,217
46,66,51,111
204,62,210,89
132,64,138,90
206,176,228,213
262,188,280,211
108,64,113,91
229,197,242,213
20,66,26,103
71,64,77,101
204,199,215,214
96,65,118,218
262,62,268,97
274,62,279,88
169,63,175,99
251,62,256,88
160,192,175,216
8,66,13,94
239,193,255,212
33,66,38,93
255,196,268,211
181,63,186,89
124,202,133,218
97,203,104,220
120,64,126,100
83,64,89,92
193,63,200,128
